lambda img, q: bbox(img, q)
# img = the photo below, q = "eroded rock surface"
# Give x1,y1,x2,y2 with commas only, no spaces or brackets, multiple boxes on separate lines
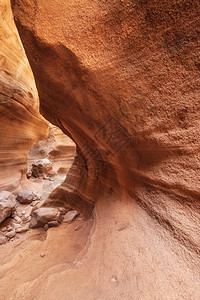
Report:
0,0,48,193
28,124,75,174
8,0,200,299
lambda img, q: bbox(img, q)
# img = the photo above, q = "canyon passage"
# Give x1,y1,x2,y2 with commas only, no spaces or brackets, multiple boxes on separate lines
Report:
0,0,200,299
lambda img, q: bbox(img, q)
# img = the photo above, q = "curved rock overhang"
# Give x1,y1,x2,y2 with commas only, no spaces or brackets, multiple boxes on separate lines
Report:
11,0,200,254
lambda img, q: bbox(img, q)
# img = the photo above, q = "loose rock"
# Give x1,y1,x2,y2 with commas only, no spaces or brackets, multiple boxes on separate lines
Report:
30,207,61,228
30,201,40,207
74,225,81,231
48,221,59,227
63,210,80,224
58,207,67,215
0,191,16,224
5,230,16,239
31,159,53,178
14,215,22,224
16,225,29,233
13,223,22,230
16,190,38,204
21,214,31,223
6,225,13,232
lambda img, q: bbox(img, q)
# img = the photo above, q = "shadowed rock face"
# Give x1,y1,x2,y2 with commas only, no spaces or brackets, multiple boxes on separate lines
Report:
11,0,200,298
0,0,48,193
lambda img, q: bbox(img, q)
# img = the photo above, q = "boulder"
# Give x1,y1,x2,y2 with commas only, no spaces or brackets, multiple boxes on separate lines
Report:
16,190,38,204
0,191,16,224
31,159,53,178
30,207,61,228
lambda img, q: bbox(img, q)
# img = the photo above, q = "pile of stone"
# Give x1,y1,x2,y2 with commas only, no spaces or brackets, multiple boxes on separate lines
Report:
0,190,42,245
0,189,80,245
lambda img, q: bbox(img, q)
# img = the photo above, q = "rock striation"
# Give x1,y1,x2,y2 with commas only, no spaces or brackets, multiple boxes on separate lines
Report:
0,0,48,193
8,0,200,299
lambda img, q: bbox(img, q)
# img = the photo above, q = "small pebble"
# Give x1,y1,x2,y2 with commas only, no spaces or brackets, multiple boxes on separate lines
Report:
40,253,45,257
74,225,81,231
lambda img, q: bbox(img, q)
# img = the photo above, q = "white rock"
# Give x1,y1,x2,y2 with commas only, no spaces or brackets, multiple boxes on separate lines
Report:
0,191,16,224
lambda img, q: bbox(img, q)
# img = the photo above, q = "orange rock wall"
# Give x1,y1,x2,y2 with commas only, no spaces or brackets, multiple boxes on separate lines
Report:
0,0,48,193
11,0,200,298
11,0,200,213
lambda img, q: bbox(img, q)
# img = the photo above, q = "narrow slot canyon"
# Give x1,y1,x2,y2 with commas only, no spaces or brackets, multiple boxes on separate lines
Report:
0,0,200,299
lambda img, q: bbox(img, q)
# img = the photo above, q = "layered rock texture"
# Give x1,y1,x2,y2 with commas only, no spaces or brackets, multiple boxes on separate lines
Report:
28,124,75,177
27,124,76,199
3,0,200,298
0,0,48,193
